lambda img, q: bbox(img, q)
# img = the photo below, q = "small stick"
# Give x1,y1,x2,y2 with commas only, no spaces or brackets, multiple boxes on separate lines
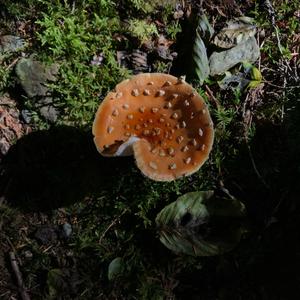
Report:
9,251,31,300
99,208,128,243
5,58,20,71
246,143,269,189
204,85,221,109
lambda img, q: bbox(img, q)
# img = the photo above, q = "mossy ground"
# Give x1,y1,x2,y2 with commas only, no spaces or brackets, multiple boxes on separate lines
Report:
0,0,300,299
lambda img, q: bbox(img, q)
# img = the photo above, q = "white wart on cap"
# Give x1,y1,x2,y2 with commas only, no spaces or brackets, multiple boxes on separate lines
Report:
92,73,214,181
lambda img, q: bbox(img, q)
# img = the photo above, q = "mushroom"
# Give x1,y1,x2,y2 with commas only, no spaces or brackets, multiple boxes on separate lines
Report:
92,73,214,181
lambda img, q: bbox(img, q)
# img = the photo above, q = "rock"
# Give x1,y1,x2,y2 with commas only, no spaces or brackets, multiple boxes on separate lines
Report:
39,105,59,123
24,250,33,259
21,109,32,124
39,97,59,123
0,95,30,158
0,138,10,156
15,57,60,122
209,36,260,76
131,50,149,73
0,35,25,54
212,19,256,49
62,223,72,238
218,71,250,91
15,57,59,98
155,35,175,61
34,225,58,245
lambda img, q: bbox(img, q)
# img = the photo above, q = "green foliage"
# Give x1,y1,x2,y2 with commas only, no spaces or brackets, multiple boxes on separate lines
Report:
1,0,37,18
215,106,236,130
128,0,155,14
152,61,172,73
197,14,214,41
252,0,299,62
0,52,24,93
35,0,128,126
0,64,10,92
156,191,246,256
127,19,159,44
47,269,65,299
242,62,263,89
108,257,124,280
2,1,298,299
193,27,210,85
166,20,182,39
232,88,242,105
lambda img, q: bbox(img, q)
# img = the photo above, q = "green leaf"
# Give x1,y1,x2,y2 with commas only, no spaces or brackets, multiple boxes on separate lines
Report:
47,269,66,299
193,23,210,85
156,191,246,256
247,80,261,89
250,66,262,81
197,14,214,41
108,257,124,280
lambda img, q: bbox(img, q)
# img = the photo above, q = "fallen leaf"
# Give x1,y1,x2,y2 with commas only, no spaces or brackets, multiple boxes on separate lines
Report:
193,18,210,84
156,191,246,256
108,257,124,280
198,14,214,41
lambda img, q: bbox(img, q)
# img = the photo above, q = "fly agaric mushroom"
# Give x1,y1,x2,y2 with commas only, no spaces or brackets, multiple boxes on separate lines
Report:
92,73,214,181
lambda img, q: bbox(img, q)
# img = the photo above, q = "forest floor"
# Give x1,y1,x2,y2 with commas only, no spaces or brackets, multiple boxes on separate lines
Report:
0,0,300,299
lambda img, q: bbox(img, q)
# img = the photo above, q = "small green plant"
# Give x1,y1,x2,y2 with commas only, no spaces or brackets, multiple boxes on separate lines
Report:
166,20,182,39
251,0,299,63
127,19,159,44
1,0,37,19
215,106,236,129
128,0,155,14
35,0,129,126
152,61,172,73
0,64,10,92
232,88,242,105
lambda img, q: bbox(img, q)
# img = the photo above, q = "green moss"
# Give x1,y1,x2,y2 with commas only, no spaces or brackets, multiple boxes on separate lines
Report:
127,19,159,44
1,1,299,299
35,0,129,127
127,0,155,14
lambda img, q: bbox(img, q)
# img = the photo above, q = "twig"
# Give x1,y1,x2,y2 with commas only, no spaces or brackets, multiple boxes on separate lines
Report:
262,0,283,55
99,208,129,243
5,58,20,71
71,1,76,14
274,25,283,55
9,252,31,300
204,85,221,109
264,81,300,89
257,31,262,71
246,143,269,189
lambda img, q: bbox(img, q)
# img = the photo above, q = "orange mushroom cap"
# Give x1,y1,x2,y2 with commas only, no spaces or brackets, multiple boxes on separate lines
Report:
92,73,214,181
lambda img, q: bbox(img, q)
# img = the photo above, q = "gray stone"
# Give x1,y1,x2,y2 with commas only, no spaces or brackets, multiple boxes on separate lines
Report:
34,225,58,245
15,57,59,98
209,36,260,76
24,250,33,259
218,72,250,91
62,223,72,238
212,21,256,49
0,138,10,155
0,35,25,54
39,97,59,123
21,109,32,124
